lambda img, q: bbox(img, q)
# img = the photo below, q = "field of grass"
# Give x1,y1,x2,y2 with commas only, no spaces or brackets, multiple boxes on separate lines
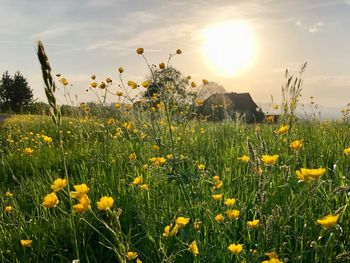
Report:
0,112,349,263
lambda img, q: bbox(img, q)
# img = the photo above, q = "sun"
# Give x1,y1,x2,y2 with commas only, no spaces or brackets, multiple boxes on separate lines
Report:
201,21,256,76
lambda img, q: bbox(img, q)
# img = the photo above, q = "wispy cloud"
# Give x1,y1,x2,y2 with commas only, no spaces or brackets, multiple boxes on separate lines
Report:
295,20,325,33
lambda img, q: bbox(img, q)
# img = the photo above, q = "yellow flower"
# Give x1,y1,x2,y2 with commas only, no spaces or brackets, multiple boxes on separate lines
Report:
61,78,69,86
225,210,240,219
343,147,350,155
51,178,67,192
316,213,340,229
152,145,160,151
42,135,53,144
191,82,197,88
126,251,138,260
198,164,205,171
290,140,302,151
118,67,124,73
176,49,182,54
99,82,106,89
23,147,34,156
4,206,13,213
224,198,236,206
115,103,121,109
132,176,143,185
140,184,149,190
188,240,199,256
295,168,326,181
213,175,220,181
107,118,114,125
193,219,201,230
70,183,90,199
213,180,223,189
106,77,112,83
202,79,209,85
266,115,274,122
261,155,279,165
175,217,190,226
162,225,170,237
159,62,165,69
136,47,144,54
196,99,204,106
275,124,289,135
141,81,149,88
42,192,59,208
117,91,123,96
215,213,225,222
20,239,32,248
56,73,61,77
127,80,138,89
273,104,279,110
150,157,167,167
247,219,260,228
129,152,137,161
187,75,191,80
227,243,243,255
136,258,143,263
166,154,174,160
212,194,223,201
73,194,91,214
238,155,250,163
91,75,96,80
5,191,13,197
97,196,114,211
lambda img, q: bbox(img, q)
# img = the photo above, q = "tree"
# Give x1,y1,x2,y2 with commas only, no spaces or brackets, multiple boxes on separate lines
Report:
192,81,227,101
143,66,192,107
0,71,34,113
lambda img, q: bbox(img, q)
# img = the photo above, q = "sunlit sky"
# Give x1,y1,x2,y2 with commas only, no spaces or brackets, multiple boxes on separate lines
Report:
1,0,350,109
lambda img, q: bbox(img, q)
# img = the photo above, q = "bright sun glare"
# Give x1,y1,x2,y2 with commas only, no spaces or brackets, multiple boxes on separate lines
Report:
202,21,256,76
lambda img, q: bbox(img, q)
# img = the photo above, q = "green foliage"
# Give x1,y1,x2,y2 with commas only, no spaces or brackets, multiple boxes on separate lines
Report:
0,71,34,113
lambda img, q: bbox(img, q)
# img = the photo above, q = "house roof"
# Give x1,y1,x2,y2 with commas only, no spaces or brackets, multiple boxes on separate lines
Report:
205,92,259,110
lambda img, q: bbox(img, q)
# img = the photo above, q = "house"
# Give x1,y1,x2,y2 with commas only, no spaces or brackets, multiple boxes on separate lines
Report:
197,92,264,123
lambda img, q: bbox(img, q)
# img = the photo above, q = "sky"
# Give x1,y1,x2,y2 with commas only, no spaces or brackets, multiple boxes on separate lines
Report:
1,0,350,111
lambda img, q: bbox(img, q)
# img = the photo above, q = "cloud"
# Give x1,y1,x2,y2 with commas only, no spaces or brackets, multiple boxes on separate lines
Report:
308,22,324,33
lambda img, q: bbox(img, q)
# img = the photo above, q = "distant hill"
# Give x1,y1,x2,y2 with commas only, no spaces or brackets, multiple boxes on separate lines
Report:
257,102,343,121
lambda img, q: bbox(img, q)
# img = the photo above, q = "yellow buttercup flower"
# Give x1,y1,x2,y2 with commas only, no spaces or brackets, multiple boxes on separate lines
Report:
238,155,250,163
99,82,106,89
198,164,205,171
290,140,302,151
117,91,123,96
97,196,114,211
132,176,143,185
266,115,274,122
215,213,225,222
176,49,182,54
91,75,96,80
316,213,340,229
343,147,350,155
213,175,220,181
136,47,144,54
202,79,209,85
162,225,170,237
150,157,167,167
23,147,34,156
51,178,67,192
141,81,149,88
42,135,53,144
115,103,121,109
129,152,137,161
5,191,13,197
275,124,289,135
159,62,165,69
20,239,32,248
212,194,223,201
70,184,90,199
106,77,112,83
213,180,223,189
140,184,149,190
262,252,283,263
127,80,138,89
227,243,243,255
126,251,138,260
191,82,197,88
188,240,199,256
152,145,160,151
261,155,279,165
273,104,279,110
42,192,59,208
175,217,190,226
295,168,326,181
4,206,13,213
247,219,260,228
196,99,204,106
224,198,236,206
73,194,91,214
61,78,69,86
225,210,240,219
118,67,124,73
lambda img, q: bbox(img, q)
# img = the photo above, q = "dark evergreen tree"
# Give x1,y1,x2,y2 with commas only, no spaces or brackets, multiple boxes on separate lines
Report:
0,71,34,113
